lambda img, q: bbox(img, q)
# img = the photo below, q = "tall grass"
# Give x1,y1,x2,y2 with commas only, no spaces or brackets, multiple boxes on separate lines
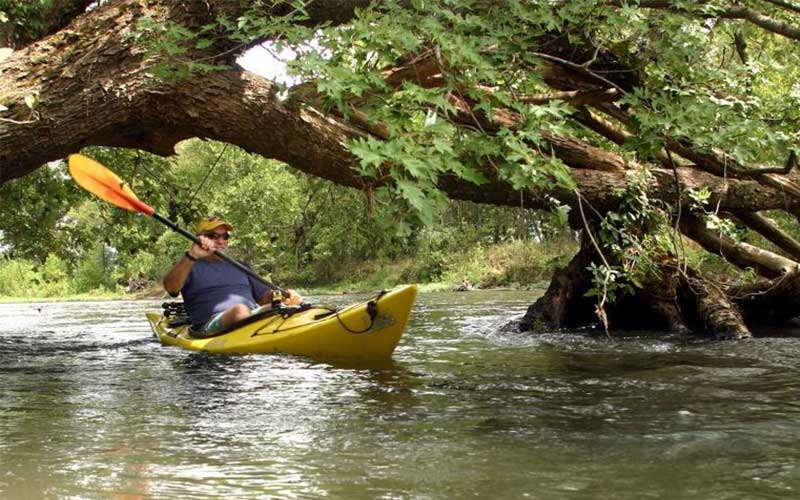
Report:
439,237,577,289
300,236,578,292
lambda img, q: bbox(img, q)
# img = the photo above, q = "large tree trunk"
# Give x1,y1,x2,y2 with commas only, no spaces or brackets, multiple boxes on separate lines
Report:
518,233,597,331
3,0,800,339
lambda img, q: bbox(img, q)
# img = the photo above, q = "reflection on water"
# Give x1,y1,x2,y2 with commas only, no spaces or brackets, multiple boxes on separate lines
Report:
1,292,799,499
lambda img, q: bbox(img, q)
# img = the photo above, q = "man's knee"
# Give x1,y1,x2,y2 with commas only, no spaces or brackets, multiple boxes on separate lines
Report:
225,304,252,322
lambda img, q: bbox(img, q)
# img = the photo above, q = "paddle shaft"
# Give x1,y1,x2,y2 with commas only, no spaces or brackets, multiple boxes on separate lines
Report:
151,212,286,294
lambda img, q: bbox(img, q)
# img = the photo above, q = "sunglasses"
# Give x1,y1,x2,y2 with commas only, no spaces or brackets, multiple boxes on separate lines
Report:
203,232,230,240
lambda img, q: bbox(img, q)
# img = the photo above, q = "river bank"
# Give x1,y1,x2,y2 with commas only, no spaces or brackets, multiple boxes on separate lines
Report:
0,279,550,304
1,238,570,303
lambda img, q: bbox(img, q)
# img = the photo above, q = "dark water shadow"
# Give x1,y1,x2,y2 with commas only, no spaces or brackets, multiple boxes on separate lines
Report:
174,350,251,373
546,350,761,376
500,315,800,342
170,351,419,389
0,329,156,357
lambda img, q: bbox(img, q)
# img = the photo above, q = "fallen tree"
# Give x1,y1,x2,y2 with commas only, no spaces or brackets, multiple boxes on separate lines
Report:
2,1,800,338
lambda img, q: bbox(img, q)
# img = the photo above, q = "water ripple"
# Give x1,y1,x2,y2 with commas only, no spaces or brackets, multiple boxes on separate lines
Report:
1,293,799,499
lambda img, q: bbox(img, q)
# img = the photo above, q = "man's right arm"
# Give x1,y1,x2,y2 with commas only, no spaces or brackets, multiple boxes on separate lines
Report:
163,237,215,296
162,254,196,297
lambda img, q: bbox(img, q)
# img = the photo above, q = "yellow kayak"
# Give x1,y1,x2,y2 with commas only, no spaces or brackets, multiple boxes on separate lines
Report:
146,285,417,359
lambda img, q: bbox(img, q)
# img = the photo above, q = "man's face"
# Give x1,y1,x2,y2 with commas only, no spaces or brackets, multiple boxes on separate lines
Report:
202,226,231,250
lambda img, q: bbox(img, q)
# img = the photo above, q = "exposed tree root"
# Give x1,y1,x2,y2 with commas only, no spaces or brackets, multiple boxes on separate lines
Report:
517,240,597,332
679,268,752,340
516,242,754,339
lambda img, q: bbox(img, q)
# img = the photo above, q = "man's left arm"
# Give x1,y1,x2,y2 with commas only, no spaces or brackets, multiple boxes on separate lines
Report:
247,272,271,306
245,268,302,306
257,289,273,306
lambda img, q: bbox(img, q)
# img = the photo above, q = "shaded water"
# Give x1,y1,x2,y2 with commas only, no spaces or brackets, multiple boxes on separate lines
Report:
1,291,799,499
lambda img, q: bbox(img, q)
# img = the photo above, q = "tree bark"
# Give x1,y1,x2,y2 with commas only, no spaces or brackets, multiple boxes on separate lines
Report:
518,234,597,331
678,267,752,340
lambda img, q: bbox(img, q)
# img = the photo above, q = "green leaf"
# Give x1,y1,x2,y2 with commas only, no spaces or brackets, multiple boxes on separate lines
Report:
549,162,576,190
349,138,385,172
396,179,433,225
400,157,429,179
195,38,214,50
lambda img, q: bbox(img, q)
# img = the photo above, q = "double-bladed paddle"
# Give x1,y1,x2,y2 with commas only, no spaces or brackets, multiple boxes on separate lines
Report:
67,153,287,295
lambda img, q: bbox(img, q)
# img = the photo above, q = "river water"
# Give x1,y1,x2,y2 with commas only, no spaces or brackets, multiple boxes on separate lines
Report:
1,290,799,499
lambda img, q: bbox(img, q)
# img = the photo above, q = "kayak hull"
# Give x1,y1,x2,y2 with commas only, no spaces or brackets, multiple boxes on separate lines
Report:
146,285,417,359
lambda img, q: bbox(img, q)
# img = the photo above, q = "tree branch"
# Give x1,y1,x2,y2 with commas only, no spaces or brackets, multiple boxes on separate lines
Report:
680,215,800,278
589,103,800,200
733,211,800,261
605,1,800,42
517,88,619,106
721,6,800,42
0,0,94,49
763,0,800,16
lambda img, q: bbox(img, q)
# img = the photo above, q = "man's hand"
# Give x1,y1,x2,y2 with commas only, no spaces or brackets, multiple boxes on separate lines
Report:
258,289,304,307
283,289,304,306
188,235,216,259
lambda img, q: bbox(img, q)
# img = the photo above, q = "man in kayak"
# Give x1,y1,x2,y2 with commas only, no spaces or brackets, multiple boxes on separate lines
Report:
162,216,303,333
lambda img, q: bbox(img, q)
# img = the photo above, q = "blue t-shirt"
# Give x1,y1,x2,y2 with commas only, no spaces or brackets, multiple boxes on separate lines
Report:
180,259,269,330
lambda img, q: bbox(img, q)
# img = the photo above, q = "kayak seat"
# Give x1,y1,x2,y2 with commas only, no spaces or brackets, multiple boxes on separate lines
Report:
162,301,187,318
162,301,190,327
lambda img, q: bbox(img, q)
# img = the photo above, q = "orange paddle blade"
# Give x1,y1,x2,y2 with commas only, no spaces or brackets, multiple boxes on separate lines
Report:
68,154,154,216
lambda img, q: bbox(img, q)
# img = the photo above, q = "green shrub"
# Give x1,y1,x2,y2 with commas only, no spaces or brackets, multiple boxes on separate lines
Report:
68,244,120,294
440,237,576,288
0,258,41,297
41,254,68,282
38,255,70,296
400,249,448,282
